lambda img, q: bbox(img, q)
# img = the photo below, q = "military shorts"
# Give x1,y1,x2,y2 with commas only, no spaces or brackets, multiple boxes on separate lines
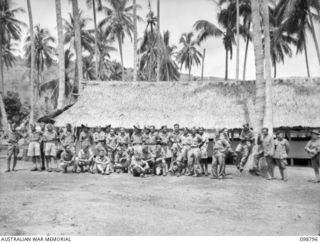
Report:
28,141,41,157
45,142,57,157
311,154,320,169
275,158,287,169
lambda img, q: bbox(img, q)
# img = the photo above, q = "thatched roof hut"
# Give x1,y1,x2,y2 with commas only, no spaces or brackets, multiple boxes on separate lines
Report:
54,78,320,129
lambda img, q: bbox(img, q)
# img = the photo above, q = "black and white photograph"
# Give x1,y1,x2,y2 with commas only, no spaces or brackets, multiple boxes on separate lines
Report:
0,0,320,239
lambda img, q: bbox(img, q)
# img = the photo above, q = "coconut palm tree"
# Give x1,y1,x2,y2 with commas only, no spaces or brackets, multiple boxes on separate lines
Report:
86,0,102,79
71,0,83,94
194,6,236,80
250,0,265,133
83,55,96,81
24,25,56,98
95,27,116,80
99,0,142,81
276,0,320,76
55,0,65,109
0,0,25,132
133,0,138,82
160,31,180,81
176,32,202,81
26,0,36,126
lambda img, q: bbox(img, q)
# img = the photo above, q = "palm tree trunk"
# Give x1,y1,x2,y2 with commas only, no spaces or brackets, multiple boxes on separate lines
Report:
303,40,311,78
225,49,228,80
0,45,9,132
72,0,83,93
201,48,206,81
133,0,138,82
55,0,66,109
273,62,276,78
251,0,265,134
308,7,320,66
117,34,125,81
242,24,251,81
27,0,36,126
92,0,100,80
262,0,273,135
156,0,161,82
236,0,240,81
188,67,191,81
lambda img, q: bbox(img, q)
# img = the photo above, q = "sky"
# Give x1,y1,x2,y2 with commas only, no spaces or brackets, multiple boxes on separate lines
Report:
14,0,320,80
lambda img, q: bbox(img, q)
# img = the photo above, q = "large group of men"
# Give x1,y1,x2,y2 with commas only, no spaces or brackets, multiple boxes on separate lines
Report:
4,122,320,183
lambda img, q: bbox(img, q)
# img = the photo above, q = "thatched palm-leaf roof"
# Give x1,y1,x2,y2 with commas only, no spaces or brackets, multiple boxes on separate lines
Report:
54,78,320,129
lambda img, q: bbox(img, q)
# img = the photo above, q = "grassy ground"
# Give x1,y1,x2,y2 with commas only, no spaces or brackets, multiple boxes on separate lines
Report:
0,156,319,236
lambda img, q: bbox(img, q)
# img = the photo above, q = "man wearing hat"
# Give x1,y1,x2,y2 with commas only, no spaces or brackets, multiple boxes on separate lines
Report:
131,125,144,151
305,130,320,183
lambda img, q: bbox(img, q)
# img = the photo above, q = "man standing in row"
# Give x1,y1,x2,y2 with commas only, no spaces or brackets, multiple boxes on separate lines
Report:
305,130,320,183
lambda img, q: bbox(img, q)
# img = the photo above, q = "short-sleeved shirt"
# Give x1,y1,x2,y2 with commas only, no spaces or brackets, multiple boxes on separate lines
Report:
8,131,21,144
159,132,170,145
305,139,320,157
30,131,41,142
78,148,94,160
259,134,274,157
60,131,75,146
93,131,105,142
240,130,255,142
213,138,229,153
43,130,57,143
61,150,74,162
171,131,181,143
131,133,143,145
180,134,191,146
118,133,130,146
190,134,202,147
106,134,118,148
273,139,290,159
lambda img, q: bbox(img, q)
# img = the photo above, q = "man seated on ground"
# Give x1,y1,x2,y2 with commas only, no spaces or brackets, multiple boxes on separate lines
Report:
129,146,152,177
43,124,58,172
76,142,95,173
153,144,168,176
114,147,133,173
95,148,112,175
60,145,76,173
28,124,42,171
6,123,22,172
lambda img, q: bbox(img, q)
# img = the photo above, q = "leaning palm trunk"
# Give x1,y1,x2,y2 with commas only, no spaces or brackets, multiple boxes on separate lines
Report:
55,0,66,109
133,0,138,82
156,0,161,82
308,7,320,66
27,0,36,126
262,0,273,135
303,41,311,78
0,93,9,133
251,0,265,134
92,0,100,80
0,44,5,93
243,23,251,81
72,0,83,93
236,0,240,81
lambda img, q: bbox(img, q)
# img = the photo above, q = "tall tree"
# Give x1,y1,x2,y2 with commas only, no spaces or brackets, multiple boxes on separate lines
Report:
177,32,202,81
133,0,138,82
99,0,142,81
251,0,265,133
262,0,273,135
56,0,66,109
156,0,161,82
26,0,36,126
71,0,83,93
194,5,236,80
236,0,240,81
0,0,24,132
86,0,102,79
24,25,56,99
